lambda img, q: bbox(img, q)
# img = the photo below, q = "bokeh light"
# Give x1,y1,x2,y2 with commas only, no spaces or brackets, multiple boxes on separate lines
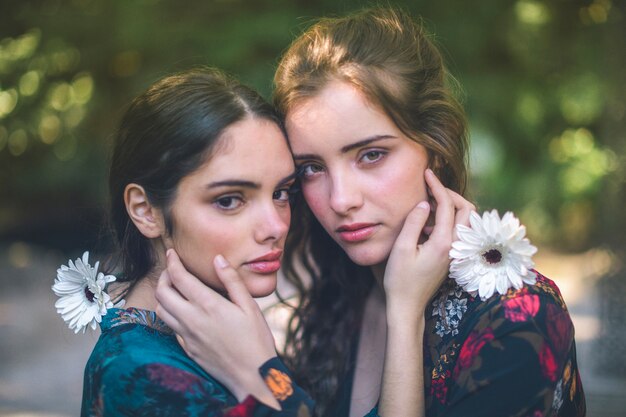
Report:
515,0,550,25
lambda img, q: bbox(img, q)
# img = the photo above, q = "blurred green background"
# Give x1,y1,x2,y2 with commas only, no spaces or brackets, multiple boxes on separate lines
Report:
1,0,624,255
0,0,625,415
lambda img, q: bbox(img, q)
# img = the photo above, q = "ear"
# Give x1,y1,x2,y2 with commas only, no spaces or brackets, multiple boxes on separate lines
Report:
124,183,165,239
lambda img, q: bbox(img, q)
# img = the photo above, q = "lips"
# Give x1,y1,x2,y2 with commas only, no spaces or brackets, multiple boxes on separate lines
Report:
244,250,283,274
336,223,379,243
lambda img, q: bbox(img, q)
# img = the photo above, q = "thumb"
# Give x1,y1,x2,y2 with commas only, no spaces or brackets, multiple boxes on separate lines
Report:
394,201,431,253
213,255,256,310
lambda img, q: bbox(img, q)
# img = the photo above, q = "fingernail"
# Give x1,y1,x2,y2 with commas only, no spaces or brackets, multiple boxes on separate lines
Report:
417,201,430,210
214,254,229,269
426,168,433,176
166,248,172,258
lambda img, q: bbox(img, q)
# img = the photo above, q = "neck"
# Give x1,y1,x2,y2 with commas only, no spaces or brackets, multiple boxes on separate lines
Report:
124,275,160,311
123,241,167,311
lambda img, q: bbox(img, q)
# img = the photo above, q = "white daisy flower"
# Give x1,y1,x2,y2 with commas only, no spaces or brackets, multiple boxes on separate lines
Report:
449,210,538,300
52,251,122,333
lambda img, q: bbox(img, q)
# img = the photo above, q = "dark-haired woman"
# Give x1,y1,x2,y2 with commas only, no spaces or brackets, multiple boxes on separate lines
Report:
80,68,314,416
157,8,585,417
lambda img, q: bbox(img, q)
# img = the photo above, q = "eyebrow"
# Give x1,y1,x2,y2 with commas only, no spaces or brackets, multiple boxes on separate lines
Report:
207,171,297,190
292,135,397,160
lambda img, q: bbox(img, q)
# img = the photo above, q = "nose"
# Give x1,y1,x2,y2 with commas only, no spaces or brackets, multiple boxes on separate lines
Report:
254,202,290,244
329,170,363,216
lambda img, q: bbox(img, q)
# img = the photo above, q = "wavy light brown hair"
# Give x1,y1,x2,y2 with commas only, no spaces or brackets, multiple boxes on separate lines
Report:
274,8,469,415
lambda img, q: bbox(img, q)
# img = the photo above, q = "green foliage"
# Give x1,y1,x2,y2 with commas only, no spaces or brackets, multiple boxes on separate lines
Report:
0,0,624,251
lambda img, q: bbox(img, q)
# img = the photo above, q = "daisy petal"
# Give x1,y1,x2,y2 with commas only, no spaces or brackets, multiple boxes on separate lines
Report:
449,210,537,300
52,251,124,333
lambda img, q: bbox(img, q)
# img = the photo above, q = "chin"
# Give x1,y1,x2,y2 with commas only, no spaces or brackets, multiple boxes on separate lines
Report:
245,275,278,298
343,244,390,267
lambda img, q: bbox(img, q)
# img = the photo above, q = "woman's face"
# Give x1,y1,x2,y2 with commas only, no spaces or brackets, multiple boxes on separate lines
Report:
166,117,295,297
285,80,429,267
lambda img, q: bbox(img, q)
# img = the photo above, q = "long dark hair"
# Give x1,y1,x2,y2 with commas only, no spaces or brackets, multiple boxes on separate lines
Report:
106,68,282,297
275,8,469,415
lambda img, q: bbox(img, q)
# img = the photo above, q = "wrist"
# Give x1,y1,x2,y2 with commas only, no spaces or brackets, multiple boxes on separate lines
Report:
385,307,426,332
230,370,280,409
216,357,274,402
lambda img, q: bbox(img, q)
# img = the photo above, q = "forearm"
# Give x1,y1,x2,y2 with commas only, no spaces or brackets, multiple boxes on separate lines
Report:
378,310,426,417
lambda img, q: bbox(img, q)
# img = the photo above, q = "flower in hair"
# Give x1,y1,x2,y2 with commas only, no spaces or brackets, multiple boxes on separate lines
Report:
449,210,537,300
52,251,123,333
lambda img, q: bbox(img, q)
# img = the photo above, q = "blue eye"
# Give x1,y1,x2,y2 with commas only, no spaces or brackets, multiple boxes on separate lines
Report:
214,195,244,210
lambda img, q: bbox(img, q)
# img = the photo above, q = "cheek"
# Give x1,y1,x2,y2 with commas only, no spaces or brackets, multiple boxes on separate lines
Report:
302,182,328,219
171,214,231,288
373,164,428,212
281,207,292,234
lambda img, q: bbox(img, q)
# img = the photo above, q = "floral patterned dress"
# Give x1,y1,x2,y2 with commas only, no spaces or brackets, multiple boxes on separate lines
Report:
359,271,585,417
81,307,314,417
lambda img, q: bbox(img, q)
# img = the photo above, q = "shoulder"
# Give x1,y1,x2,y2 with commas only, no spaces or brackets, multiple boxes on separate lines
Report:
474,270,570,319
83,326,230,415
88,318,177,369
85,326,228,402
526,270,568,306
460,270,575,357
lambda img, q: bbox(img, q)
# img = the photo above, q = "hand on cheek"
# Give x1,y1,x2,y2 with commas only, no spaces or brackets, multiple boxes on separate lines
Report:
155,250,279,406
384,169,474,319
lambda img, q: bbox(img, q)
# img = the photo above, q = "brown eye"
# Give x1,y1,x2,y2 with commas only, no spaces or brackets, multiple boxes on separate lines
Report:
214,195,244,210
273,189,290,202
361,150,385,163
298,163,324,179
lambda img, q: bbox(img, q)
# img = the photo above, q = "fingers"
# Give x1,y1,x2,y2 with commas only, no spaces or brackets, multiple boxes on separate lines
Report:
213,255,256,311
166,249,219,305
424,169,455,244
175,334,187,352
394,201,431,253
447,189,476,228
155,270,189,334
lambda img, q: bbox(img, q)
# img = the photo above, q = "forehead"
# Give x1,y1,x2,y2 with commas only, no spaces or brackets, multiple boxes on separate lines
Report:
194,117,293,181
288,80,376,120
285,81,394,150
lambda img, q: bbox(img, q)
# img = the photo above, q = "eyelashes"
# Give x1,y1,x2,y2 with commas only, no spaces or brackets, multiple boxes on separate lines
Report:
213,183,299,212
297,163,324,179
296,148,389,180
214,195,244,210
360,149,386,163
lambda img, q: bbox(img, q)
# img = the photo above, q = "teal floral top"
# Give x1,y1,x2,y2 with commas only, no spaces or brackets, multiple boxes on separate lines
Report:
81,307,314,417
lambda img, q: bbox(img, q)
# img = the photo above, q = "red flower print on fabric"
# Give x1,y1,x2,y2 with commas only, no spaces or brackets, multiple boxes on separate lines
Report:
224,396,257,417
539,343,558,382
430,377,448,404
539,274,562,296
503,293,540,322
456,327,495,373
145,363,203,393
545,303,573,359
